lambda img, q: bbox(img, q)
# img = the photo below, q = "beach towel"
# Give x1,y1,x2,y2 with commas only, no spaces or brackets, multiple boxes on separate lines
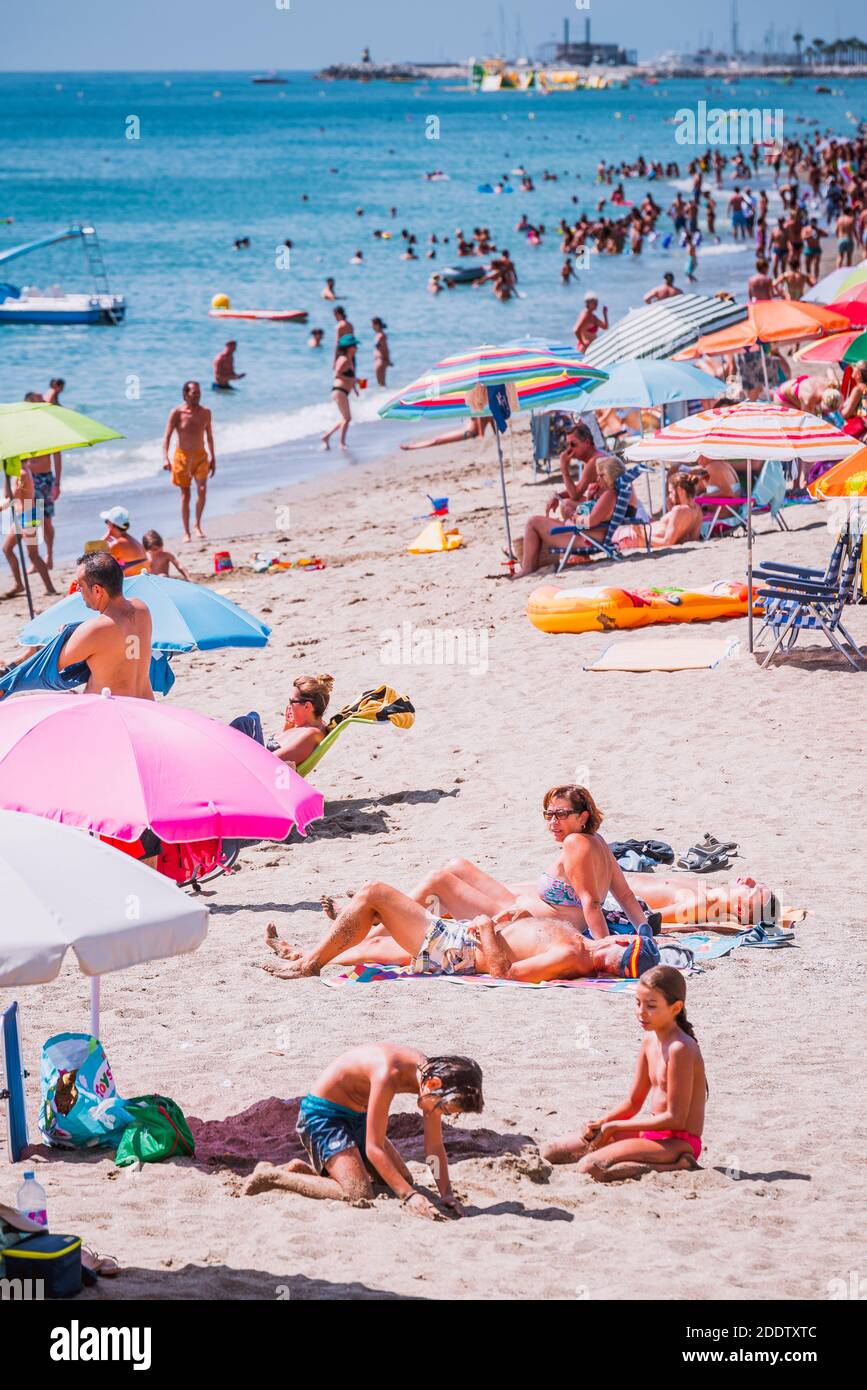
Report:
0,622,175,698
586,636,740,673
318,931,765,993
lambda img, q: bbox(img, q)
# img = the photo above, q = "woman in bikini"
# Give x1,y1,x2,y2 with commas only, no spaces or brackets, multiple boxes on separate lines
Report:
271,674,334,768
321,336,358,449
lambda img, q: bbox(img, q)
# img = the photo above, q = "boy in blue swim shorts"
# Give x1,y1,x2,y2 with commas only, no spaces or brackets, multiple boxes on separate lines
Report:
243,1044,484,1221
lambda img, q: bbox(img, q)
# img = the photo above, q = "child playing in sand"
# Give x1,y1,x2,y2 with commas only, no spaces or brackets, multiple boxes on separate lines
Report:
542,965,705,1180
142,530,191,581
243,1045,483,1221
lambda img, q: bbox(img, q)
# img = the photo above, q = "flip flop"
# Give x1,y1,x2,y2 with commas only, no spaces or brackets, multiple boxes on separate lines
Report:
738,924,797,949
676,846,731,873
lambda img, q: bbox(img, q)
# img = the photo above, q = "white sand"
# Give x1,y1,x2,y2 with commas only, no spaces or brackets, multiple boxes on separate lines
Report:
1,423,864,1301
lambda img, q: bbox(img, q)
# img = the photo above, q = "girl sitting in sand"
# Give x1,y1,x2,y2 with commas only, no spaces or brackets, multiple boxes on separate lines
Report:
542,965,706,1180
271,674,333,768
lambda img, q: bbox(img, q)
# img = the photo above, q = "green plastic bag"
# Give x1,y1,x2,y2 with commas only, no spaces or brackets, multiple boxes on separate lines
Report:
114,1094,195,1167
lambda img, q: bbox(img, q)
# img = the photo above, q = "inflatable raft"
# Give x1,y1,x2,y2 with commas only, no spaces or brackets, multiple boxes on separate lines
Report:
527,582,751,635
208,308,308,322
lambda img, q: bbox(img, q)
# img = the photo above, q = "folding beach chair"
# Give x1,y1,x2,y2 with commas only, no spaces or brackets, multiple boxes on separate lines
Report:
698,495,748,541
755,535,863,669
755,528,847,591
549,466,652,572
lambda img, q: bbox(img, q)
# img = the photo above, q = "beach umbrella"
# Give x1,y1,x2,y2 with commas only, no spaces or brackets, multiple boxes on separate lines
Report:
583,294,747,368
804,262,867,305
825,283,867,327
381,345,607,564
0,691,323,843
0,401,123,621
793,330,866,366
841,330,867,366
807,443,867,498
570,359,722,411
0,809,208,1037
625,402,860,651
674,301,852,362
18,573,271,653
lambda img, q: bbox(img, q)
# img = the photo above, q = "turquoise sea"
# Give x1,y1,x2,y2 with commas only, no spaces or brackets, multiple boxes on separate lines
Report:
0,71,862,553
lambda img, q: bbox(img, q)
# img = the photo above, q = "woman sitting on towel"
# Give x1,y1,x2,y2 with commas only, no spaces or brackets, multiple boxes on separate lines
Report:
272,674,334,768
615,473,703,551
325,785,778,953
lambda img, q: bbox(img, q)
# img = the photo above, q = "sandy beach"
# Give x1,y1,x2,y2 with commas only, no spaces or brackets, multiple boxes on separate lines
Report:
2,415,865,1301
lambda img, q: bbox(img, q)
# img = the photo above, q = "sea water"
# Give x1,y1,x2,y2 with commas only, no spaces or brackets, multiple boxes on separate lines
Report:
0,72,858,554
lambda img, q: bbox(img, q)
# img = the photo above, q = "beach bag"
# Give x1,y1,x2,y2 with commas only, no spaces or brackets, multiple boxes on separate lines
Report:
114,1095,195,1167
40,1034,133,1149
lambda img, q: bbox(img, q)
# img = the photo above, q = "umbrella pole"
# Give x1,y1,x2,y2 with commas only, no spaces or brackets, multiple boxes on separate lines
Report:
495,427,515,570
747,458,755,653
760,348,770,402
16,534,36,622
90,976,101,1039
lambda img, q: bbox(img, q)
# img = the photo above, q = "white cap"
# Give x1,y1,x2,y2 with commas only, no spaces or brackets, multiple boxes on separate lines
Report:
100,505,130,530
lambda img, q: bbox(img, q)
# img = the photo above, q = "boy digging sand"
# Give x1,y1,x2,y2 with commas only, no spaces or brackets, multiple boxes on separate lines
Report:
243,1044,483,1221
543,965,705,1180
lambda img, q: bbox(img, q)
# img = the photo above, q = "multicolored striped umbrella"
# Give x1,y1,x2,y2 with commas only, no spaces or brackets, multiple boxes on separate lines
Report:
624,402,860,464
380,344,607,564
386,345,606,405
625,402,860,650
793,330,866,365
804,261,867,305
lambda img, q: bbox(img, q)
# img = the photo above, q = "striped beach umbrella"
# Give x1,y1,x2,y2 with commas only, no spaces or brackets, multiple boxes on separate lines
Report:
794,330,866,366
625,402,860,650
804,262,867,305
583,293,747,368
380,344,607,565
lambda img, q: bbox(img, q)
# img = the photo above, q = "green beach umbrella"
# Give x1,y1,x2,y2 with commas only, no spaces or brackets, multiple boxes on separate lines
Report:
1,401,123,620
843,330,867,366
0,401,122,474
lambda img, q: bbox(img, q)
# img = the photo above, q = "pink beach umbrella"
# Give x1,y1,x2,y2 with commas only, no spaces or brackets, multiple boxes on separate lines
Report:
0,692,323,842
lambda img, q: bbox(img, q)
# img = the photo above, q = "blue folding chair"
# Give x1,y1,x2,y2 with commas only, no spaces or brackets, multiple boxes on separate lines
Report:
755,535,863,669
549,466,651,572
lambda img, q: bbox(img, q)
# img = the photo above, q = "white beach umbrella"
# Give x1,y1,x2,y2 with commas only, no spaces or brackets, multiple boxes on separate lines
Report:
0,810,208,1032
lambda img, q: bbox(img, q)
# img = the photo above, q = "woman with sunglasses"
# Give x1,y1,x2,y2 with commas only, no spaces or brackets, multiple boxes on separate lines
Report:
272,674,334,768
356,784,774,939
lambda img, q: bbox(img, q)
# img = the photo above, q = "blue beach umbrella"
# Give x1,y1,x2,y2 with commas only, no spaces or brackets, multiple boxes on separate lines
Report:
573,359,723,411
18,574,271,653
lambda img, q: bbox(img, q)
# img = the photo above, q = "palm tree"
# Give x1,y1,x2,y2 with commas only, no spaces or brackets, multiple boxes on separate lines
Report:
793,32,804,64
813,37,825,67
804,45,815,65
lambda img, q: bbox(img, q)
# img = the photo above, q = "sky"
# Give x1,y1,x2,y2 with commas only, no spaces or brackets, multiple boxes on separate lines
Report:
1,0,864,71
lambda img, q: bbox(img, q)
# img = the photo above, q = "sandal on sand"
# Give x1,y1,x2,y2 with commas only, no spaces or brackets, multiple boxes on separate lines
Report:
82,1247,121,1278
739,924,797,950
676,845,731,873
700,833,739,857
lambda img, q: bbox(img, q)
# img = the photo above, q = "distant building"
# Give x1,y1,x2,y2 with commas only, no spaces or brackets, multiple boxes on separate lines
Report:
543,16,635,67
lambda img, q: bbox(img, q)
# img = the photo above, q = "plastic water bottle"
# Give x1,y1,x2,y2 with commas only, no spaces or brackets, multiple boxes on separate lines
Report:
17,1171,47,1228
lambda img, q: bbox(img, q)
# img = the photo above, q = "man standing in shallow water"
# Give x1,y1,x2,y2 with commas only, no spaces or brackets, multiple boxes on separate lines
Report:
163,381,215,542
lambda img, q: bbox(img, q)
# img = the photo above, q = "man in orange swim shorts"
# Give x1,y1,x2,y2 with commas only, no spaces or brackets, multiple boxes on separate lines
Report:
162,380,216,541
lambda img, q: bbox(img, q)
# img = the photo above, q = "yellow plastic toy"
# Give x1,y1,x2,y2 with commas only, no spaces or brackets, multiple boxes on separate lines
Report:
407,520,463,554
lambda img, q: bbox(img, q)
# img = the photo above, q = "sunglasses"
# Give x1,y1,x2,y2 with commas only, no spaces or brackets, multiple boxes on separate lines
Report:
543,808,582,822
287,697,312,707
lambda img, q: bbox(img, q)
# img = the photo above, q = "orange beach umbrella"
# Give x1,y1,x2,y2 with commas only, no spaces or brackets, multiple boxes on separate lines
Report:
807,444,867,498
674,301,852,360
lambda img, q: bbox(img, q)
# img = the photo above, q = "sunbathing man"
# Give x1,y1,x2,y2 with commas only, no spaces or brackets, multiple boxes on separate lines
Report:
263,885,661,984
60,551,154,699
243,1045,483,1220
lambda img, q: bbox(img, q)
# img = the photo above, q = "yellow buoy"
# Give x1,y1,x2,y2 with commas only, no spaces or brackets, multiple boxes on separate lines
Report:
211,293,230,309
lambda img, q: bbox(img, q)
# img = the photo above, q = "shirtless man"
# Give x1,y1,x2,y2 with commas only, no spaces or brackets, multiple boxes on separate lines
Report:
556,420,611,503
836,206,856,268
332,305,354,360
163,381,215,542
262,882,660,983
58,551,154,698
643,272,681,303
212,340,245,391
773,259,807,301
1,462,57,598
747,258,774,302
98,506,147,575
573,293,608,351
